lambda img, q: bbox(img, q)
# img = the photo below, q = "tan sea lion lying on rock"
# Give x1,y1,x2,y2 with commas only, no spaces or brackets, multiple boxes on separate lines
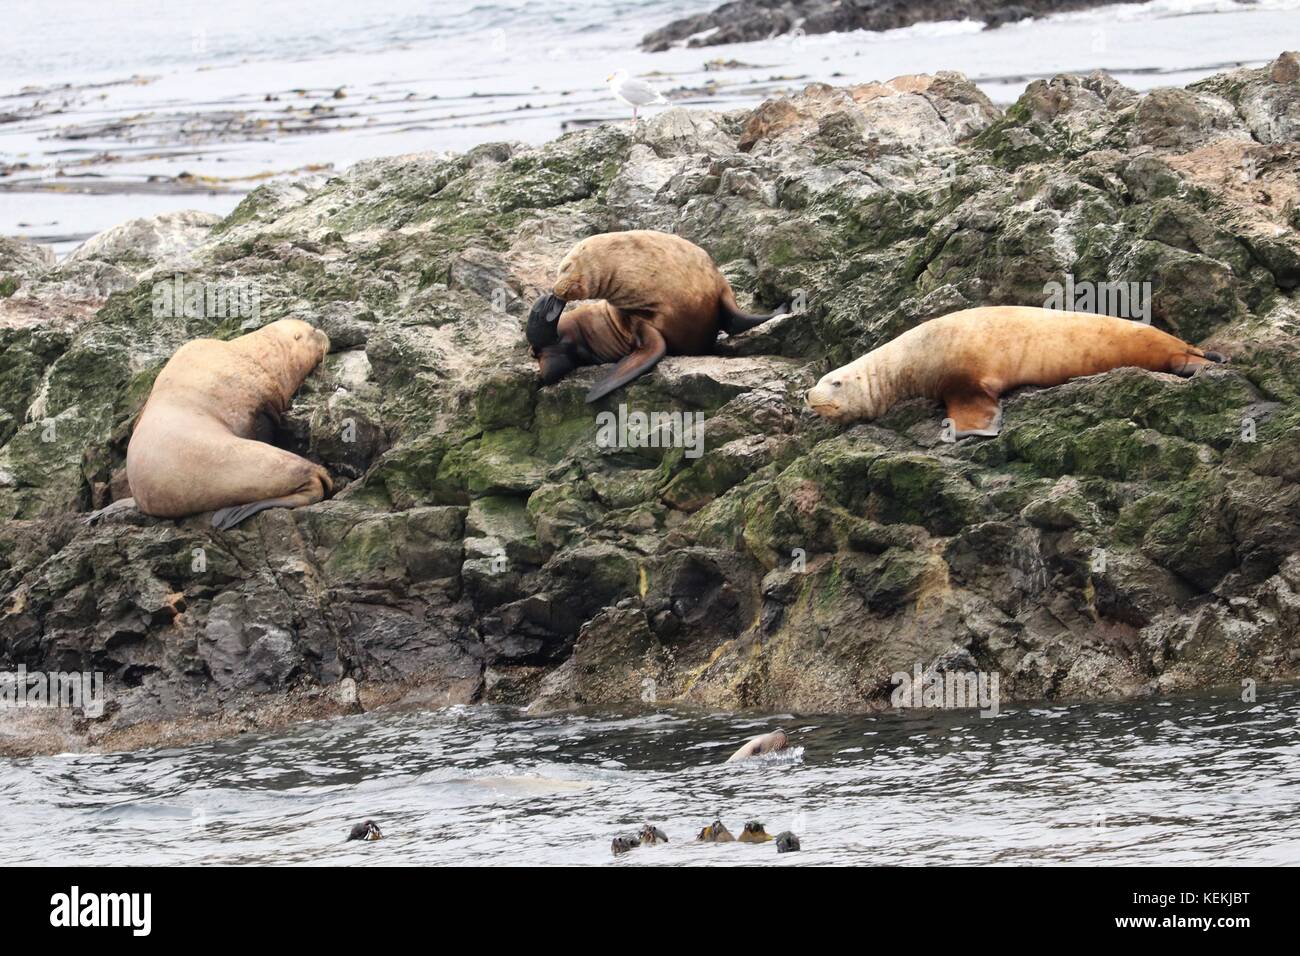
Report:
527,230,786,402
126,318,333,530
806,306,1227,436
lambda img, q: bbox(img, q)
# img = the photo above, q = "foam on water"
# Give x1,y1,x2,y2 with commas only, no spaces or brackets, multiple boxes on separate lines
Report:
3,685,1298,865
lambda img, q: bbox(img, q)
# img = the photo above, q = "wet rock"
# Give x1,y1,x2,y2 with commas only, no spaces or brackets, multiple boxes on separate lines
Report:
4,57,1300,754
67,210,222,271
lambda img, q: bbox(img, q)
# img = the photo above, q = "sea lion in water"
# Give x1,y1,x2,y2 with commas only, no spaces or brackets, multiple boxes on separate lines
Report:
738,822,773,844
695,820,735,843
347,820,383,842
806,306,1227,436
774,831,801,853
527,230,785,402
725,728,790,763
639,824,669,845
126,318,333,530
611,835,640,856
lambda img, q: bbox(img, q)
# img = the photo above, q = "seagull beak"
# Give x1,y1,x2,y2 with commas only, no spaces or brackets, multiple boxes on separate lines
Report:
605,74,613,82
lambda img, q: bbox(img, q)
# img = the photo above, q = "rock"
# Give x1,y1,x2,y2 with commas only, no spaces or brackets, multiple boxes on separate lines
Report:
640,0,1152,50
67,210,222,270
0,236,55,295
4,58,1300,754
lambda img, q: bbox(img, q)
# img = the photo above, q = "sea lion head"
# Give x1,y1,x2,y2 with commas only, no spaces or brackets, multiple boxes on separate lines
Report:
806,352,891,424
726,727,790,762
347,820,382,842
257,318,331,388
806,365,863,423
526,295,576,385
639,824,669,845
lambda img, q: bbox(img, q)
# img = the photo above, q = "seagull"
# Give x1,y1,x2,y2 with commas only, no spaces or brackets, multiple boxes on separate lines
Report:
606,70,667,124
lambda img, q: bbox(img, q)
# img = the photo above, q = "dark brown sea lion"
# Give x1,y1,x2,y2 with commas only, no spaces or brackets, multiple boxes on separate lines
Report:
806,306,1227,436
126,318,333,529
774,831,800,853
347,820,383,842
526,230,785,402
611,835,640,856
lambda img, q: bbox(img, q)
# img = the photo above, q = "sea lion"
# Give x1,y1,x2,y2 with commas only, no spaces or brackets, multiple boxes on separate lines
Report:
347,820,383,842
738,821,773,844
527,230,785,402
725,728,790,763
806,306,1227,436
611,835,640,856
639,824,669,845
695,820,735,843
774,831,801,853
126,318,333,530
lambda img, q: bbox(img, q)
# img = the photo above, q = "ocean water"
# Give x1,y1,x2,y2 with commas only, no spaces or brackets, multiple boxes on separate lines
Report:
2,684,1297,865
2,0,1298,248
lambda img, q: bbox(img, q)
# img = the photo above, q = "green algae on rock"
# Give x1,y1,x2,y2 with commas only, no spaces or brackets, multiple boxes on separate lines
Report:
2,56,1300,754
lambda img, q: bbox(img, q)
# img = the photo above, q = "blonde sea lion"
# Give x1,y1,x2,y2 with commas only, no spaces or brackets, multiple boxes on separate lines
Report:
725,728,790,763
695,820,735,843
526,230,785,402
737,821,773,844
806,306,1227,435
126,318,333,530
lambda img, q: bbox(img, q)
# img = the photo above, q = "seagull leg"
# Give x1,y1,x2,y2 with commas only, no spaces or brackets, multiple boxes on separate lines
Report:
632,104,638,125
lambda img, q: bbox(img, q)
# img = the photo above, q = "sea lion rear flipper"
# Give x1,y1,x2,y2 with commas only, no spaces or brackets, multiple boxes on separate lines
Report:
211,498,300,530
585,326,667,403
719,297,788,335
1170,351,1226,376
945,391,1003,438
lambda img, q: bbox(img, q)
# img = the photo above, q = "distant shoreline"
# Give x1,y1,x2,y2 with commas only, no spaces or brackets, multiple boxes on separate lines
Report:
643,0,1171,51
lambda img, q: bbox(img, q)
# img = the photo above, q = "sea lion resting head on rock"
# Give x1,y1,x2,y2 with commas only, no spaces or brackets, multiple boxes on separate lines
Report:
127,318,333,530
527,230,785,402
807,306,1226,436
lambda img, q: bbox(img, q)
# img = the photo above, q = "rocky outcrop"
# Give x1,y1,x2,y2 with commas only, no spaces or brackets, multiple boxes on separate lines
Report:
2,55,1299,754
640,0,1151,51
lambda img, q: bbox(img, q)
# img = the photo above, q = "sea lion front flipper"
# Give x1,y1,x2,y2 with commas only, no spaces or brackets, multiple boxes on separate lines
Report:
585,325,667,403
83,497,138,526
945,390,1003,438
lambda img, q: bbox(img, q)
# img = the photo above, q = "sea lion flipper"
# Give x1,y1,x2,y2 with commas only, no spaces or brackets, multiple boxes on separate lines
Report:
83,497,138,526
212,499,292,530
945,391,1003,437
584,326,667,403
719,297,787,335
1170,351,1225,376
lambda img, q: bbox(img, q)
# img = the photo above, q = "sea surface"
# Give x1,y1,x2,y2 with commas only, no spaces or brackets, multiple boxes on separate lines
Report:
2,0,1299,250
2,683,1297,865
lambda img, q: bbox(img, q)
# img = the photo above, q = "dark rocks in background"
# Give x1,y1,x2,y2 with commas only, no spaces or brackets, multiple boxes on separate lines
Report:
640,0,1153,52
